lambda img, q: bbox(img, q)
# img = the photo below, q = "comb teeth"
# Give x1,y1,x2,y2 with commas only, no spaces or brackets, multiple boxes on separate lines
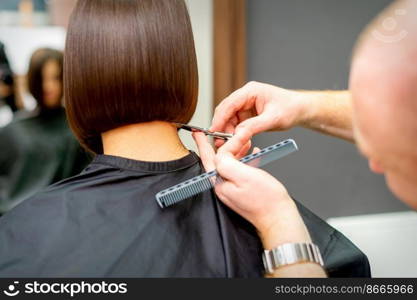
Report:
155,139,298,208
156,172,218,208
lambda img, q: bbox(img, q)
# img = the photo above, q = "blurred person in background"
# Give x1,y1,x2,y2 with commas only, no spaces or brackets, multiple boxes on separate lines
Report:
0,48,90,216
0,41,18,126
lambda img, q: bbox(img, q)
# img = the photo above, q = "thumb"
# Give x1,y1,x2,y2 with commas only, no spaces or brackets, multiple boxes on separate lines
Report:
215,152,265,185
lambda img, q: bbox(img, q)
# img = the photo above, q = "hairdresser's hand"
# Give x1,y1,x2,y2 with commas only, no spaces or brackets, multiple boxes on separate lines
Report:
192,132,312,249
211,81,311,148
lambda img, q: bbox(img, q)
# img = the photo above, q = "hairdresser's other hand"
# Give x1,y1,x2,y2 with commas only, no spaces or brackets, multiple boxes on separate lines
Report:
192,132,311,249
211,81,310,148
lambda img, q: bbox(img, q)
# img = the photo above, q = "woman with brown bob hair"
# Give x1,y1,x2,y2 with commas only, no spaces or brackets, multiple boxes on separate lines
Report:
65,0,198,155
0,48,89,216
0,0,370,277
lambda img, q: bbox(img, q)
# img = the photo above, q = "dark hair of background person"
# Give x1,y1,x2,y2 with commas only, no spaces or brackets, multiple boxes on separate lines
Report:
27,48,63,109
64,0,199,154
0,41,17,112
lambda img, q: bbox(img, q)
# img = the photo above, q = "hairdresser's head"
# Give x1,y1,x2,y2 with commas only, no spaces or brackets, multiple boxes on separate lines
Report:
350,0,417,209
64,0,198,154
28,48,63,110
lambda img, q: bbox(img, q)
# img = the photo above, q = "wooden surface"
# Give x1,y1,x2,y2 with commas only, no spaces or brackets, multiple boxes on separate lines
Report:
213,0,246,108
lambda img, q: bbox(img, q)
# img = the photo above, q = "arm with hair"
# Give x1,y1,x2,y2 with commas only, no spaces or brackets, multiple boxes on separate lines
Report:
260,220,327,278
211,82,355,146
299,90,354,142
265,263,327,278
258,202,327,278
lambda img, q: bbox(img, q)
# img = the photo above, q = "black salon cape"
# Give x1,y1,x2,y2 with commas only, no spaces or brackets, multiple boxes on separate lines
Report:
0,153,370,277
0,108,90,214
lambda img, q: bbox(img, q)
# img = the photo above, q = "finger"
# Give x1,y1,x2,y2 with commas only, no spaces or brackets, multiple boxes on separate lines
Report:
237,109,254,124
252,147,261,154
235,113,276,137
214,180,239,208
214,128,238,149
230,114,240,128
192,132,216,171
212,116,239,148
248,146,262,168
217,129,252,157
215,152,264,185
211,85,254,132
214,138,225,148
225,122,235,134
213,182,245,217
235,140,252,160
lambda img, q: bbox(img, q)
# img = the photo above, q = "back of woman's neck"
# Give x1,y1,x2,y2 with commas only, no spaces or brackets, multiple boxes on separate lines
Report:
102,121,189,162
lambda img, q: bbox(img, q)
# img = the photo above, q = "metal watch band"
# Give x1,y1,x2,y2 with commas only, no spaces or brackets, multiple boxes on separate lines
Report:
262,242,324,274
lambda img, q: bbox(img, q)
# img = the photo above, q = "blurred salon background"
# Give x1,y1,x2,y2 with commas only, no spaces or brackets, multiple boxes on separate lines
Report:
0,0,415,276
0,0,91,216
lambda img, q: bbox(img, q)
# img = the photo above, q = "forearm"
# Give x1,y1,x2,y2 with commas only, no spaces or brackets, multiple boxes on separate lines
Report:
257,201,327,278
299,90,354,142
265,263,327,278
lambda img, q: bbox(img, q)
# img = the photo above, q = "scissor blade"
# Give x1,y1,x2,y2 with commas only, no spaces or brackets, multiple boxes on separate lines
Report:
174,123,232,140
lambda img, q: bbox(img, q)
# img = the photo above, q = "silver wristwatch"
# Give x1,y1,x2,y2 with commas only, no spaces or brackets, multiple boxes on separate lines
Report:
262,242,324,274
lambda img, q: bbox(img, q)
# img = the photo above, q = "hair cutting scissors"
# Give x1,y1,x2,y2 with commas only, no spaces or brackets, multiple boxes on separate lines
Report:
173,123,233,140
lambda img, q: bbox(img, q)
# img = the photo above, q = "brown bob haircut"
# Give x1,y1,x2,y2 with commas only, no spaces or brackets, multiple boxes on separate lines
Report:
64,0,198,154
28,48,63,108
